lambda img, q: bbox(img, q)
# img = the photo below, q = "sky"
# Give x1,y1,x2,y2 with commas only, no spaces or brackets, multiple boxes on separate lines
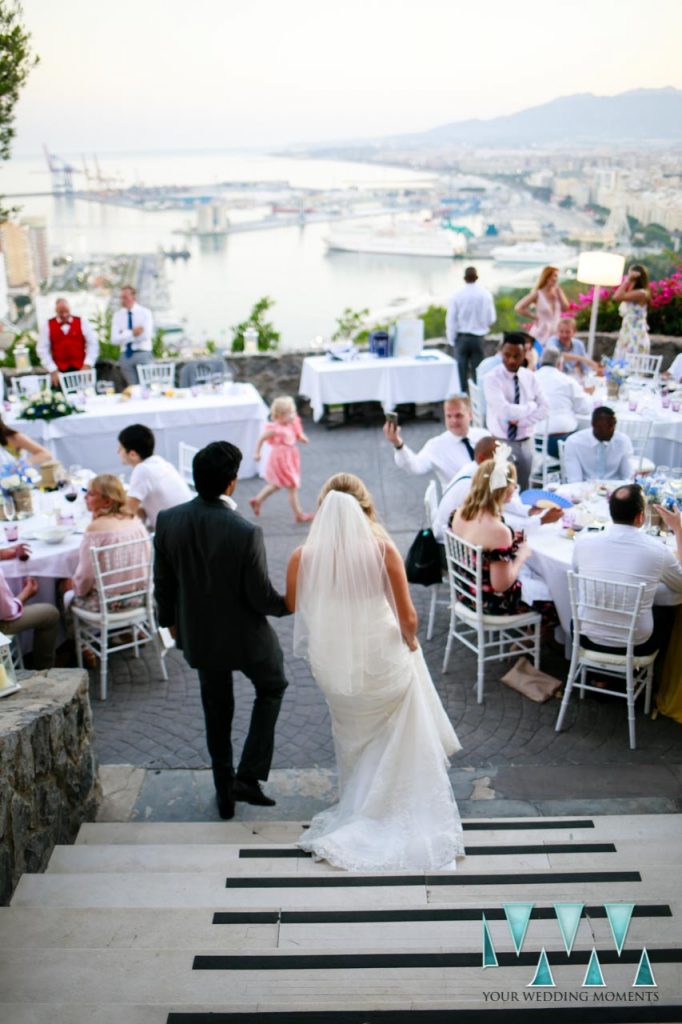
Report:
11,0,682,155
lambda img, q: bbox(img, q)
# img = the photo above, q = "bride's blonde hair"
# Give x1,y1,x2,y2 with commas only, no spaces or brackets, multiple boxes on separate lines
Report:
318,473,388,541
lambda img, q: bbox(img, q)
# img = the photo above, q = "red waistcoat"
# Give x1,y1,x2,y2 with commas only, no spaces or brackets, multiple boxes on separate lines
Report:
48,317,87,371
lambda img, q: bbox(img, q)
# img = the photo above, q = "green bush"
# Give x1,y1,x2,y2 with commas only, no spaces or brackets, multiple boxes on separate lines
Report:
231,296,280,353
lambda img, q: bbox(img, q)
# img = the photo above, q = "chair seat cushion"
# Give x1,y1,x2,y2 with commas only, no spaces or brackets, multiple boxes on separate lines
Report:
578,646,658,669
72,606,148,626
454,601,541,628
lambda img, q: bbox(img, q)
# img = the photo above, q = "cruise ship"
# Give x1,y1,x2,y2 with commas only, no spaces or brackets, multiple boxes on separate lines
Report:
491,242,577,266
325,222,467,259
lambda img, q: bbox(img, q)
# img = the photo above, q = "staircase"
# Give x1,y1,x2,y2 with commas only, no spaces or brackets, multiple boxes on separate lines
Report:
1,814,681,1022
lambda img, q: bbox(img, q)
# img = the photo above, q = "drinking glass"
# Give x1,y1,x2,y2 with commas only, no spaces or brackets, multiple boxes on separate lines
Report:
2,494,16,522
96,381,109,395
671,468,682,499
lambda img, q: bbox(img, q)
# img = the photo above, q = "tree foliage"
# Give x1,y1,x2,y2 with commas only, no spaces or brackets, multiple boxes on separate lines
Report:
231,296,280,353
0,2,38,162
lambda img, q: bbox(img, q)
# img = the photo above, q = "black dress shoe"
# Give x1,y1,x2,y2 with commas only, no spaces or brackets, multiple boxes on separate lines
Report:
217,793,235,819
234,778,276,807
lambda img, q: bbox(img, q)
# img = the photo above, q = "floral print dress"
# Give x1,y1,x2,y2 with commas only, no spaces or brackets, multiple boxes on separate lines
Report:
614,301,650,357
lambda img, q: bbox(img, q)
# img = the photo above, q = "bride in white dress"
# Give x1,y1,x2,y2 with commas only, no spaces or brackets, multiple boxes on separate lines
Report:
285,473,464,872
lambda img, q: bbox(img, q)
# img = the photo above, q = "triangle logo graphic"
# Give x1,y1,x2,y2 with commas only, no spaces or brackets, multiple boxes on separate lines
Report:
528,948,555,988
633,948,657,988
605,903,635,955
583,948,606,987
482,913,498,968
503,902,534,956
554,903,584,955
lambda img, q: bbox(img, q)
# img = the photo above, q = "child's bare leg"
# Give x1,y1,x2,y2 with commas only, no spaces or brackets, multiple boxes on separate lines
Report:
250,484,278,516
288,487,313,523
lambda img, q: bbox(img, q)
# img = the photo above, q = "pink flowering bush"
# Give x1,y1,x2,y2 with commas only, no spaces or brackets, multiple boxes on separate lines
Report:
568,267,682,335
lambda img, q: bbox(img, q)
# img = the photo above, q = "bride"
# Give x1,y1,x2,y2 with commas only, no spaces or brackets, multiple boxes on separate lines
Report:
285,473,464,871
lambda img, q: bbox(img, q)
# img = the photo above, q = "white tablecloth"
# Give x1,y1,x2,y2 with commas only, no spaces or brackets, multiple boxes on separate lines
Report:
9,383,269,479
299,351,461,422
577,393,682,467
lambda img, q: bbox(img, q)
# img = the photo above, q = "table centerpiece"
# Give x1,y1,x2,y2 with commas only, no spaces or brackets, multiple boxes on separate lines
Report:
0,458,42,518
18,389,81,422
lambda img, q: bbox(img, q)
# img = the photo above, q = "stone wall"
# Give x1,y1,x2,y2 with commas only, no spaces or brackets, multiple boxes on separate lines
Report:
0,670,101,905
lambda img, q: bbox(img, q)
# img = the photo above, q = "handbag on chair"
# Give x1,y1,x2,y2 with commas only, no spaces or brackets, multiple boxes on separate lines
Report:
405,527,442,586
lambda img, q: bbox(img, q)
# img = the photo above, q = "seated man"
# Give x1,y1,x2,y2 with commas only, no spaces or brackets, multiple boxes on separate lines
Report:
383,394,487,490
535,348,591,456
118,424,192,530
0,550,59,669
563,407,633,483
546,318,597,378
572,484,682,664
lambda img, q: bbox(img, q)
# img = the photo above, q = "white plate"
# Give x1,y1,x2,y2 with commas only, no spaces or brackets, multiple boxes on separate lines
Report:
0,682,21,699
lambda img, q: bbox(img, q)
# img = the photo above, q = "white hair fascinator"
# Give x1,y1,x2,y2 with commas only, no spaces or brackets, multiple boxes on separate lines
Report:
489,442,513,491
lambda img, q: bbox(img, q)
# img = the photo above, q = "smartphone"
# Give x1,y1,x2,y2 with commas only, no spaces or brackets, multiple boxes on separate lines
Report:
385,411,398,426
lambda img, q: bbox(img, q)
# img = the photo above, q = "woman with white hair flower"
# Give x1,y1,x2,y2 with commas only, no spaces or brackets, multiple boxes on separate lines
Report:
449,442,532,615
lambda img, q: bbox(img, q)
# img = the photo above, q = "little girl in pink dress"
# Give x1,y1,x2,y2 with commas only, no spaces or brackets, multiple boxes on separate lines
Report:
251,396,313,523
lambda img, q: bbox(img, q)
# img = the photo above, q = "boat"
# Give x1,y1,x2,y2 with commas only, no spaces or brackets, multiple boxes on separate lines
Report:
491,242,577,266
325,222,466,259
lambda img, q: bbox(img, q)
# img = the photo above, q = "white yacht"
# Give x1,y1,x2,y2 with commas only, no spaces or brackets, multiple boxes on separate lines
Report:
325,222,466,259
491,242,577,266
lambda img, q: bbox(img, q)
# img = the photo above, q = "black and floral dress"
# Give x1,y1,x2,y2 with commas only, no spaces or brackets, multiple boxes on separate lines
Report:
456,525,524,615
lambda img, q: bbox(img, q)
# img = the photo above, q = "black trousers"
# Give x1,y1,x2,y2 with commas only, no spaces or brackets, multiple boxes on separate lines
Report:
579,605,675,667
456,333,485,392
198,647,288,797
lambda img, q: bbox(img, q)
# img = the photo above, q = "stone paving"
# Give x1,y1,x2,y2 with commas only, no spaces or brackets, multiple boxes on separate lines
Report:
87,408,682,808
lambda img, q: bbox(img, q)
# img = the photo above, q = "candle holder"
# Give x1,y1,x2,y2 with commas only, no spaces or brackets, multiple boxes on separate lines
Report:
0,631,19,697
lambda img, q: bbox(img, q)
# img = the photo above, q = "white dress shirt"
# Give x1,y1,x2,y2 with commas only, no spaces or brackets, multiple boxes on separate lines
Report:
111,302,154,352
37,315,99,373
668,352,682,383
445,282,496,345
433,461,477,541
535,365,591,435
394,428,488,490
483,364,549,441
573,524,682,645
563,428,633,483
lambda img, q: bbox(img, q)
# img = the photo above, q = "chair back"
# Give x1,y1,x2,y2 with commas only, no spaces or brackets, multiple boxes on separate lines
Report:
567,570,647,655
444,529,483,619
557,439,568,483
468,379,485,428
59,368,96,397
616,418,652,474
137,362,175,389
626,353,663,382
11,374,50,398
91,535,153,618
530,419,560,488
423,479,439,529
178,441,199,487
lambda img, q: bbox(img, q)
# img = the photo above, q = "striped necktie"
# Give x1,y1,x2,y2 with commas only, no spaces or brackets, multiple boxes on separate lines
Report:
507,374,520,440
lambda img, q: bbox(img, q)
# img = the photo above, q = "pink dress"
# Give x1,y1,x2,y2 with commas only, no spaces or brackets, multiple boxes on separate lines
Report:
264,416,304,488
529,288,562,347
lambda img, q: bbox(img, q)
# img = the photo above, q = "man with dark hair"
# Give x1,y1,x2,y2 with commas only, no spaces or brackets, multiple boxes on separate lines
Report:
153,441,290,820
118,424,191,529
482,332,549,490
563,407,633,483
445,265,496,391
573,483,682,662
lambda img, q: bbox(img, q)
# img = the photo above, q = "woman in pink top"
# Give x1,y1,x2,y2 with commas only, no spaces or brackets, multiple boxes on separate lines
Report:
514,266,569,347
250,396,313,523
64,474,149,613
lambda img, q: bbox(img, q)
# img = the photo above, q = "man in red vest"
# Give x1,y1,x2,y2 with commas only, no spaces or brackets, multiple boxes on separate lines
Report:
37,298,99,387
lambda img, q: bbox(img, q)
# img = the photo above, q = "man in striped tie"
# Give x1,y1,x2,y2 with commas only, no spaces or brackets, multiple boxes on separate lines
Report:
482,333,549,490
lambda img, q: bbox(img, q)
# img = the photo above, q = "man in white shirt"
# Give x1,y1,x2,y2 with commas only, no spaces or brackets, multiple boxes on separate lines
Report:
563,407,633,484
536,348,591,456
573,483,682,661
665,351,682,383
545,318,595,378
113,286,154,385
483,332,549,491
118,424,192,529
445,266,496,392
383,395,487,490
37,297,99,387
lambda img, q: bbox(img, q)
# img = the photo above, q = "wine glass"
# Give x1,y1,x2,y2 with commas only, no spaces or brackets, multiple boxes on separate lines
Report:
2,494,16,522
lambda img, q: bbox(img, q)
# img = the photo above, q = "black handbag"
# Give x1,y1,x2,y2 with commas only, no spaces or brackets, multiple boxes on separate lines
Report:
405,527,442,586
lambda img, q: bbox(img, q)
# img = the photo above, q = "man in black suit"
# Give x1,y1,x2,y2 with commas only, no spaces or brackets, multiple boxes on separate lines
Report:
154,441,290,820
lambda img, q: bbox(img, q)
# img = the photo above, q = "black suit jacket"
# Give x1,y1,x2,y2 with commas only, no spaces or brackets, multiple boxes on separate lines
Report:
154,496,289,671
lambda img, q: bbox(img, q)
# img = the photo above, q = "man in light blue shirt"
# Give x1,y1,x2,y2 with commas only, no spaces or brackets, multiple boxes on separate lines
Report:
445,266,496,392
546,318,591,378
563,407,633,483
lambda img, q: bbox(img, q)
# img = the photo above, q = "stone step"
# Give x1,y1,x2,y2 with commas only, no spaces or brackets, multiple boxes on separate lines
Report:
76,814,682,846
0,947,679,1010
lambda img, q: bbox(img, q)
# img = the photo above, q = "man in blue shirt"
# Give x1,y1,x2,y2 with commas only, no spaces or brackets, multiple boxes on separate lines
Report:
546,318,594,378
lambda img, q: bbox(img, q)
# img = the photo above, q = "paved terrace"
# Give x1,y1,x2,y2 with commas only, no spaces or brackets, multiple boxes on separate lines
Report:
86,409,681,822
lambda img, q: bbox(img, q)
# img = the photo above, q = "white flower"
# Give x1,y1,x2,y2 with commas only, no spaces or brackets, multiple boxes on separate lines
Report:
27,468,41,483
3,475,20,489
57,404,67,413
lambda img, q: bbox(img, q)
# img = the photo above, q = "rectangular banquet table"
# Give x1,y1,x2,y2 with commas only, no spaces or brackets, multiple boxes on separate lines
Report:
299,351,461,422
9,383,269,479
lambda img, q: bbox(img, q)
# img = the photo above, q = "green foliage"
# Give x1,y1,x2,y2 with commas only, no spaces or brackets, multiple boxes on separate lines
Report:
420,305,446,340
231,296,280,353
152,328,168,359
0,330,40,367
332,306,369,342
206,339,216,354
91,307,120,361
0,2,39,219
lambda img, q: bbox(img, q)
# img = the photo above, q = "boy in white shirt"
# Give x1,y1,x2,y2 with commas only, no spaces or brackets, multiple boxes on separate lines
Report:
118,424,192,529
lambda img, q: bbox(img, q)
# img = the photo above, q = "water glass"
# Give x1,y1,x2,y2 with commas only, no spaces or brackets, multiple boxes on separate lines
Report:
672,400,681,413
662,392,671,409
2,495,16,522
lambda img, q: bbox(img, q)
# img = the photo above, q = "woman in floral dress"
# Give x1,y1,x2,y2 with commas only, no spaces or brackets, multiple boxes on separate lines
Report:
613,264,651,358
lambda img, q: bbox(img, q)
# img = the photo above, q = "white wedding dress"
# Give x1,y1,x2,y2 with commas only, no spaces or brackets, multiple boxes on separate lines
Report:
294,491,464,872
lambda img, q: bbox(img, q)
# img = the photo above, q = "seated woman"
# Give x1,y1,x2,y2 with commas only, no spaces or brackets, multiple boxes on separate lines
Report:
63,474,149,614
449,446,532,615
0,415,52,465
